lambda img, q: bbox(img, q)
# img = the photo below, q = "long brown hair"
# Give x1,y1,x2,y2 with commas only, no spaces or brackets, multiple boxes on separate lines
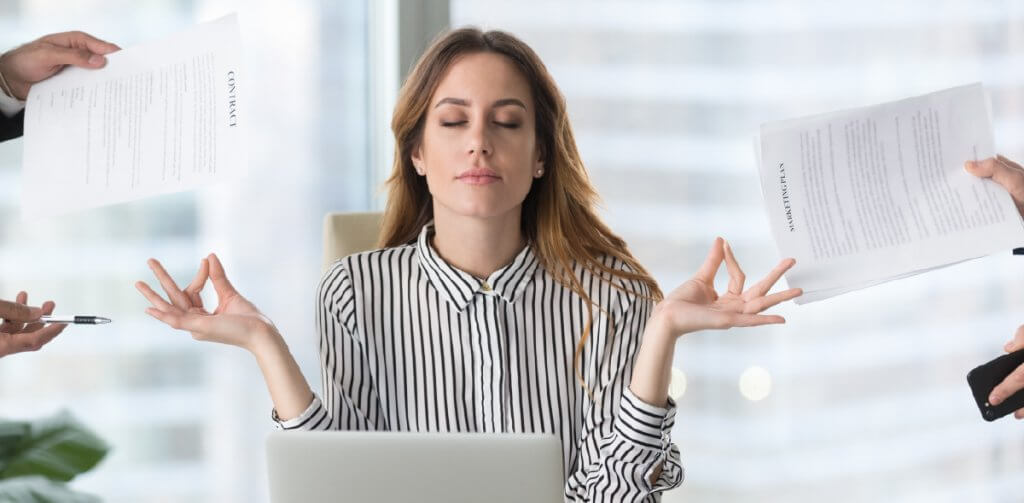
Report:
380,27,663,397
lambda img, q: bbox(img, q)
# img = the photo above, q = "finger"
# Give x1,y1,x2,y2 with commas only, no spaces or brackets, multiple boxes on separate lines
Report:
1015,408,1024,420
694,237,725,283
145,308,205,334
207,253,239,300
744,258,797,300
722,240,745,295
744,288,803,314
989,364,1024,406
37,45,106,70
39,31,120,55
725,313,786,328
1007,324,1024,353
135,281,177,312
965,157,1024,204
185,258,210,309
20,300,55,333
0,292,30,333
145,307,185,330
0,299,39,323
148,259,192,309
997,154,1024,173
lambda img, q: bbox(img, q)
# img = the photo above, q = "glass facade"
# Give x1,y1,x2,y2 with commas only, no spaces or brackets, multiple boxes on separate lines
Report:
451,2,1024,502
3,1,1024,501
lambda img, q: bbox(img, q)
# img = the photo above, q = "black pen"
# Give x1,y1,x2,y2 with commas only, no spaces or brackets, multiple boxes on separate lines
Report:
40,315,112,325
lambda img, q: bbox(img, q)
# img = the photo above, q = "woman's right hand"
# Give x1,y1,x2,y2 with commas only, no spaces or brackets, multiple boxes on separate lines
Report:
136,253,278,353
138,254,316,419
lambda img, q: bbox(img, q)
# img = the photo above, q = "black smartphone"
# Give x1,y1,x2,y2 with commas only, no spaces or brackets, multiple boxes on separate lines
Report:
967,348,1024,421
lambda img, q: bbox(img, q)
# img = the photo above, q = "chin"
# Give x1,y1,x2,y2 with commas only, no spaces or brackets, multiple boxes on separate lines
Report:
440,197,519,220
455,204,509,219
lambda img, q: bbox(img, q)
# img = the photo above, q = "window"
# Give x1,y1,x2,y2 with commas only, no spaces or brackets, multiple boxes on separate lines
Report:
453,1,1024,501
0,1,371,500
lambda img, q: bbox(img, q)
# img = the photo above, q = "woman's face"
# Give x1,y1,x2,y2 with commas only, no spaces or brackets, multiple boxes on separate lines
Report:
412,51,543,221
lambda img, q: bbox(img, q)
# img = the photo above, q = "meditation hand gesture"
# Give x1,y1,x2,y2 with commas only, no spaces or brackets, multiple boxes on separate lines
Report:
654,237,801,336
136,253,278,353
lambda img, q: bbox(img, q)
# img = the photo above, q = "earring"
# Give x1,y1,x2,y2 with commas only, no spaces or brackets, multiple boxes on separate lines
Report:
536,169,544,176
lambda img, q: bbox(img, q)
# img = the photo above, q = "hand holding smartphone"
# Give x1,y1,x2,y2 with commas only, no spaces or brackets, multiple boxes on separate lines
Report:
967,348,1024,421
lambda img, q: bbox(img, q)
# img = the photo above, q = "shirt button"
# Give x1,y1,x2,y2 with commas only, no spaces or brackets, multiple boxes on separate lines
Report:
481,281,492,292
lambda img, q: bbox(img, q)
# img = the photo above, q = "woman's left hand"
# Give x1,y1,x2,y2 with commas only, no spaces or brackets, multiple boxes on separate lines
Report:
653,237,801,337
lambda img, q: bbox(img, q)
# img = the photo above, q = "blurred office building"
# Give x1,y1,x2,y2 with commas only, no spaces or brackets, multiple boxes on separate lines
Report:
1,1,1023,501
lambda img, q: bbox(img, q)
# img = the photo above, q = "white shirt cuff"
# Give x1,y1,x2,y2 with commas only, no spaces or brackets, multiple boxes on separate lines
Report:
272,395,323,430
0,89,24,118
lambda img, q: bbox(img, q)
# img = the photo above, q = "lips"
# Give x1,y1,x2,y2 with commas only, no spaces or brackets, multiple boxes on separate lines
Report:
456,167,501,185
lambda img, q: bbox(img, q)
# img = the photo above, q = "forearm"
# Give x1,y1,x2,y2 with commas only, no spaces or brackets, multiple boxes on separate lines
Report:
629,310,678,486
568,306,687,498
250,329,315,420
629,310,677,408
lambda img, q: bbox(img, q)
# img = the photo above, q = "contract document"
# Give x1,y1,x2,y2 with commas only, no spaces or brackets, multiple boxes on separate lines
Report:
757,83,1024,304
21,14,244,217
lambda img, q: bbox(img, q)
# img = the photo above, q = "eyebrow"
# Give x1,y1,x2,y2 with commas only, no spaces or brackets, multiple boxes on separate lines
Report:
434,97,528,110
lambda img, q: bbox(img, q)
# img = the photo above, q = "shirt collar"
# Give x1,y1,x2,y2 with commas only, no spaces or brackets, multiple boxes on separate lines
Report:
416,222,540,311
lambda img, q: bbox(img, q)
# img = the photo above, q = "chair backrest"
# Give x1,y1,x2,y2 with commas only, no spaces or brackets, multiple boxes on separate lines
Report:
322,211,384,272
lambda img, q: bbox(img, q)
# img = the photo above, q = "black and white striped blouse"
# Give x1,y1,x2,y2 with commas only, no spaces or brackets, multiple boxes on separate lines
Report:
276,222,685,502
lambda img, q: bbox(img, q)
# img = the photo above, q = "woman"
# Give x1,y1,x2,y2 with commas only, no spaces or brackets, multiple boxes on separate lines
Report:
137,28,801,501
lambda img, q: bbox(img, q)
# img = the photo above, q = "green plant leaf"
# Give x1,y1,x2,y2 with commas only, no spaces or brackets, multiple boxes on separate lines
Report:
0,421,30,474
0,411,108,483
0,475,101,503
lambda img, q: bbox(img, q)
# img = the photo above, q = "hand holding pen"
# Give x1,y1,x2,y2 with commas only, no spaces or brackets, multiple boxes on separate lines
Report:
0,291,66,358
0,291,111,358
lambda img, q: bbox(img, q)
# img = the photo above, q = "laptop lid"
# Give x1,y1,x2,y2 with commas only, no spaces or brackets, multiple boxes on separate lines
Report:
266,431,564,503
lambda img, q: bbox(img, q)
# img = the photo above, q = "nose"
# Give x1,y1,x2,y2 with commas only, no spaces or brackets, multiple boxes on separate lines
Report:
467,123,492,156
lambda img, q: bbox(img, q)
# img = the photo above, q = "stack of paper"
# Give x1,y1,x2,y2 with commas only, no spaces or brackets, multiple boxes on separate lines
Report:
756,83,1024,304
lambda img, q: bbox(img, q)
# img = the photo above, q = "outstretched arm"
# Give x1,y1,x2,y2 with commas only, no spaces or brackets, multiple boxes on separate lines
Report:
136,254,315,419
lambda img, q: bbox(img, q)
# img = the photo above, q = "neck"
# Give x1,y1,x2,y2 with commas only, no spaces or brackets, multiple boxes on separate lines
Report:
431,205,526,279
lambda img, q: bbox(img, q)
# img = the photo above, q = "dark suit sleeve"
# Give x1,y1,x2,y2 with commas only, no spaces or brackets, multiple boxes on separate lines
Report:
0,109,24,142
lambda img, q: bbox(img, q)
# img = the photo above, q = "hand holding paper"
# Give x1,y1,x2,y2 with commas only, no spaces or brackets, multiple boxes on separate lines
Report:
0,31,121,100
21,15,245,218
965,155,1024,219
756,83,1024,303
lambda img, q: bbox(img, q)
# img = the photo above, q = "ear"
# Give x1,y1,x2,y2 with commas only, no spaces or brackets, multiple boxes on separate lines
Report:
534,145,545,177
411,144,425,174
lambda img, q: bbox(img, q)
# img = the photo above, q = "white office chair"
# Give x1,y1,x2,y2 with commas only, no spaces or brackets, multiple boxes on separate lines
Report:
321,211,384,272
321,212,686,401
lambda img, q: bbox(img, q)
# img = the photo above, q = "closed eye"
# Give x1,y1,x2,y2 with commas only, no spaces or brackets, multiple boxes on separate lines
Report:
494,121,520,129
441,120,467,127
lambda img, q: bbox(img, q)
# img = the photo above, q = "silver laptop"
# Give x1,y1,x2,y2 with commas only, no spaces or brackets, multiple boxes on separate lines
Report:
266,431,565,503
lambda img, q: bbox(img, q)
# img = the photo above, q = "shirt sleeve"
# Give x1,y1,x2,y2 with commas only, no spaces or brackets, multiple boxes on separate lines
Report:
564,276,685,502
273,260,386,431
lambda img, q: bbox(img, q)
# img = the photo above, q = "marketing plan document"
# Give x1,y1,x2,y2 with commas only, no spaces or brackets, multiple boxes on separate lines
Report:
21,14,244,217
757,83,1024,304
